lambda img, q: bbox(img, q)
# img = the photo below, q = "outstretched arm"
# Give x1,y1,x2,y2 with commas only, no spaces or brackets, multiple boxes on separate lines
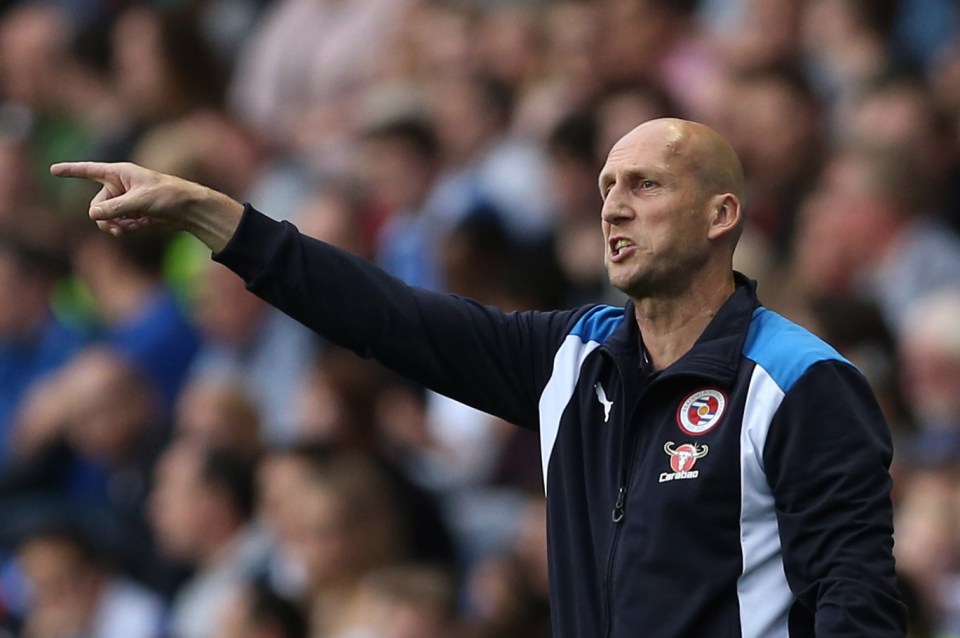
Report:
50,161,244,252
51,161,580,428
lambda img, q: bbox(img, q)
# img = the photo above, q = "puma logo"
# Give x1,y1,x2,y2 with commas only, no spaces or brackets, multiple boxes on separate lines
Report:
595,382,613,423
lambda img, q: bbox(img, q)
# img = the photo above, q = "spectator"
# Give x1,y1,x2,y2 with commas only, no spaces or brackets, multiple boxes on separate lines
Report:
427,74,552,241
0,2,97,197
0,127,37,226
363,115,445,290
719,65,823,254
189,260,317,446
334,565,459,638
473,4,542,94
148,441,267,638
893,469,960,633
71,226,200,407
293,346,392,450
15,524,164,638
5,348,165,558
104,5,227,162
228,0,414,165
899,289,960,433
544,110,614,307
512,1,602,137
0,223,84,466
464,498,550,638
593,0,697,91
789,144,960,332
282,450,407,636
254,444,456,607
215,581,306,638
293,181,370,257
260,444,456,585
799,0,896,105
173,378,263,462
255,448,316,599
839,72,960,230
712,0,803,74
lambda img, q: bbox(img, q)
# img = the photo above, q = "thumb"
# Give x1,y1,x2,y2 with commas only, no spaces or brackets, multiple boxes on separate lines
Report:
89,190,151,221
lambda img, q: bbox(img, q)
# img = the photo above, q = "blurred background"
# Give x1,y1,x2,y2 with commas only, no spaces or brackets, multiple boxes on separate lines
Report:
0,0,957,636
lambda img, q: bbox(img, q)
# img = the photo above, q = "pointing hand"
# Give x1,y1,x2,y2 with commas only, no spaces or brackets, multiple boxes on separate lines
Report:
50,161,244,251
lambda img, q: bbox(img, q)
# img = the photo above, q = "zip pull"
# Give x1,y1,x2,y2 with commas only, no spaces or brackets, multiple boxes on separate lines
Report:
612,486,626,523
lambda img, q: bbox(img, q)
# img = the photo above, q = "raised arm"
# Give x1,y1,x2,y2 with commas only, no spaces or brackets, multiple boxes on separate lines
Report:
52,161,579,428
50,162,244,252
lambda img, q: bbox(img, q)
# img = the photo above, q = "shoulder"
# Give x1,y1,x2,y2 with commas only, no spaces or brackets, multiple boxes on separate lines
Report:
743,307,852,394
567,304,625,345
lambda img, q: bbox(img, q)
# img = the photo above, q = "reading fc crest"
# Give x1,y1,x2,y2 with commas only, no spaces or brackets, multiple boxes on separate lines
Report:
677,388,727,436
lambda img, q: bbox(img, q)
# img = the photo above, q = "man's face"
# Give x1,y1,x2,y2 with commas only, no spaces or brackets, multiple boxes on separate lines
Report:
17,537,92,610
363,137,435,213
598,123,711,298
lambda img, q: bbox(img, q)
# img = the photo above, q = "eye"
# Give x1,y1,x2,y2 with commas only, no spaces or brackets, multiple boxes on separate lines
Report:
640,179,657,190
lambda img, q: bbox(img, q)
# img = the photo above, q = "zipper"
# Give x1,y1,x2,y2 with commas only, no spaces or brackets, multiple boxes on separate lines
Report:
602,384,647,638
602,502,626,638
611,486,626,523
600,369,715,637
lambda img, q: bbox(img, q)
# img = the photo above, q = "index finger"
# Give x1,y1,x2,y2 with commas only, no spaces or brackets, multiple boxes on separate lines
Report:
50,162,117,185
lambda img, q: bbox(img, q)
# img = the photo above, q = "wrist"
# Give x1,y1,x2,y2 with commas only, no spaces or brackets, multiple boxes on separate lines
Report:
183,186,245,253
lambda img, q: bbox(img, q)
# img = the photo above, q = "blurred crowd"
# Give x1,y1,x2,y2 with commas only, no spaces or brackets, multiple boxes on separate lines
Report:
0,0,958,636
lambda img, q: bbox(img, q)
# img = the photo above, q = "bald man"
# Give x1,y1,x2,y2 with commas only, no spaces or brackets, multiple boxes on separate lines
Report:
52,119,905,637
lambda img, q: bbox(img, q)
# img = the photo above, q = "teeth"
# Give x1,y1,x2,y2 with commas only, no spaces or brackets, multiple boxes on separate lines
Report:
614,239,631,251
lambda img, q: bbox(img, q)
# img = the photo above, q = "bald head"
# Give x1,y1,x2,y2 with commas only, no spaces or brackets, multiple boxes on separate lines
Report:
603,118,746,253
599,118,747,299
620,118,746,206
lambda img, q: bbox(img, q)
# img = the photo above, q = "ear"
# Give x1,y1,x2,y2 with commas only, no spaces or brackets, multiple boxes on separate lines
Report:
706,193,742,242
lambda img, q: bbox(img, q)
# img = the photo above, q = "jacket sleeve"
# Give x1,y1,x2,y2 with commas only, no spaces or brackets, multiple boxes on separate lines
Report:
212,205,579,429
762,360,907,636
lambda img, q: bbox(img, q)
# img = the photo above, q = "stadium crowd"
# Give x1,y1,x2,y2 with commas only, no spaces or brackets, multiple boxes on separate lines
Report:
0,0,958,636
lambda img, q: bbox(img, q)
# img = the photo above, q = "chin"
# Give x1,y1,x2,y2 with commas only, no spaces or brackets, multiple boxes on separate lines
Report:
608,269,673,300
608,273,653,299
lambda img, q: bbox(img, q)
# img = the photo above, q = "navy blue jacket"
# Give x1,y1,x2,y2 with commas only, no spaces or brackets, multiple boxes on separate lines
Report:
214,206,906,637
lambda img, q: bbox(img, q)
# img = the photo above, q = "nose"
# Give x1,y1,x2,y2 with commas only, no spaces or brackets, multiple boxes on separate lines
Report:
601,187,633,226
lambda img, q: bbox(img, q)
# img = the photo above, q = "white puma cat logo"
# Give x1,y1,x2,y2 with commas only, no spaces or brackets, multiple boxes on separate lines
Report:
595,382,613,423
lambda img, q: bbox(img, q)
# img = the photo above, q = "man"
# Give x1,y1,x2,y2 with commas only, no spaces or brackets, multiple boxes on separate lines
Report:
51,118,905,636
0,227,85,465
15,525,165,638
148,441,268,638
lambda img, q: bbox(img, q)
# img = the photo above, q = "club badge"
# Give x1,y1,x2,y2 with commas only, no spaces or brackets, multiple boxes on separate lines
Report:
676,388,727,436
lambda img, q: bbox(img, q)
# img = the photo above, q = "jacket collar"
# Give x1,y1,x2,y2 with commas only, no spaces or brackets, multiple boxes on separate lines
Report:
601,272,760,387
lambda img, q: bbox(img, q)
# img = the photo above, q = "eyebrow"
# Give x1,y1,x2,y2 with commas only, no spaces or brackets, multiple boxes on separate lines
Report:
598,168,660,192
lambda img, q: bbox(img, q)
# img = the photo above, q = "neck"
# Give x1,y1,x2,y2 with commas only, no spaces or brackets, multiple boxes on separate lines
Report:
633,268,736,370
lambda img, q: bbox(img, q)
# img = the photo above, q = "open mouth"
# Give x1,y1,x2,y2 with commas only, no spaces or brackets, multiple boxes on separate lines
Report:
609,238,635,261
